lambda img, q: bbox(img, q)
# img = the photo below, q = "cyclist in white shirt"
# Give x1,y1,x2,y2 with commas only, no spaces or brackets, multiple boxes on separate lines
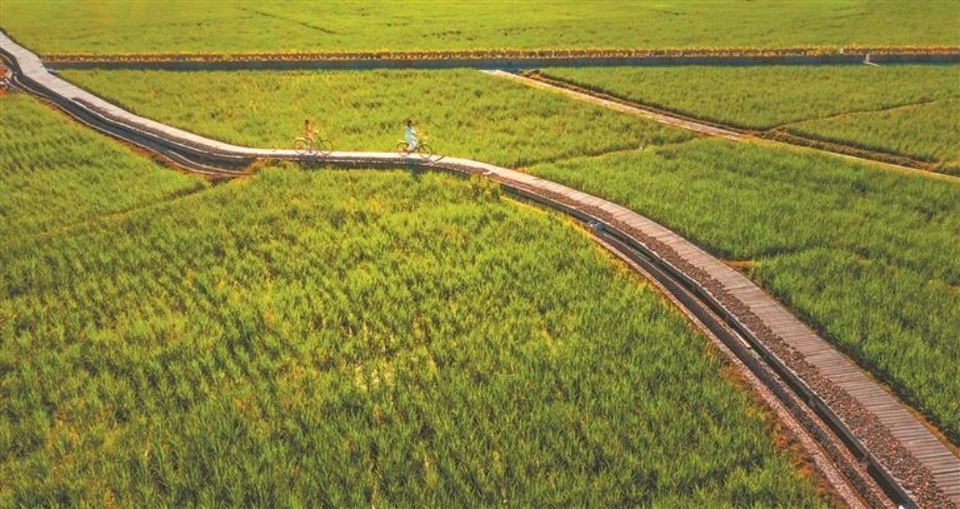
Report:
404,119,418,153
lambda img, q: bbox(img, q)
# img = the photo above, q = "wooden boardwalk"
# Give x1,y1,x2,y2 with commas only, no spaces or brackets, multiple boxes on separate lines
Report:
3,30,958,507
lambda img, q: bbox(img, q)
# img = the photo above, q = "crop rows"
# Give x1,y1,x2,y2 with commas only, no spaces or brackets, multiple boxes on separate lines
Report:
3,0,958,55
528,140,960,442
542,65,960,171
0,97,826,504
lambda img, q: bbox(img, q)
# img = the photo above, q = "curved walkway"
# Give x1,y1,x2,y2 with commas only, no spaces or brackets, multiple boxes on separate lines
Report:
3,31,958,507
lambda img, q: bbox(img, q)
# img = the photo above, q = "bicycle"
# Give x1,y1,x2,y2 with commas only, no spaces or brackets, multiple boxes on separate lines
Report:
397,136,434,161
293,136,334,157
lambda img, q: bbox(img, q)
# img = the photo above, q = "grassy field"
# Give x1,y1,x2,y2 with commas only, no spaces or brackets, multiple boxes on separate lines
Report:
59,68,690,167
0,94,206,240
0,96,828,506
788,98,960,170
528,140,960,442
3,0,959,54
543,65,960,169
54,68,960,442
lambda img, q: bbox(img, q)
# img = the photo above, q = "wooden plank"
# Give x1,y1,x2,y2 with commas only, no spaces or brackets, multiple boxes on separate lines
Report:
913,449,954,459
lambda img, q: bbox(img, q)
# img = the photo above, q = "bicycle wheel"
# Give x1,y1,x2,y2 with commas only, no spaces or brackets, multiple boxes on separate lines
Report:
397,141,411,155
417,143,434,161
293,138,310,155
316,139,334,157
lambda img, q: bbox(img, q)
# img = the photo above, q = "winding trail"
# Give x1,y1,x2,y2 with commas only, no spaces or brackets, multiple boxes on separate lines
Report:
3,30,959,508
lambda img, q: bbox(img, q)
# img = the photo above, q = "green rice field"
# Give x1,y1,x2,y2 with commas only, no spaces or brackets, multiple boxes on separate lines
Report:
0,94,827,506
542,65,960,170
3,0,958,54
56,68,960,443
0,94,206,240
4,3,959,503
528,140,960,442
59,68,690,167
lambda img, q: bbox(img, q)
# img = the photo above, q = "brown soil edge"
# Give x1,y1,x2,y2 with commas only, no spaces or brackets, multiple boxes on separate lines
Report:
524,71,960,178
522,70,751,132
39,45,960,63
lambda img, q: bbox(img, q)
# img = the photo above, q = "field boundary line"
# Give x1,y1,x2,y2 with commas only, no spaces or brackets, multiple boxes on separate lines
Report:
773,98,942,129
35,45,960,70
1,183,209,252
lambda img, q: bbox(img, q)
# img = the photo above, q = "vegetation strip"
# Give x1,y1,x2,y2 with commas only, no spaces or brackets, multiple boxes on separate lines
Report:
37,46,960,61
37,47,960,71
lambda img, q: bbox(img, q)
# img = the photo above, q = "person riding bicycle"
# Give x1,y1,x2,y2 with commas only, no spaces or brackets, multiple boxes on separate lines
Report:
303,119,317,144
403,119,419,153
